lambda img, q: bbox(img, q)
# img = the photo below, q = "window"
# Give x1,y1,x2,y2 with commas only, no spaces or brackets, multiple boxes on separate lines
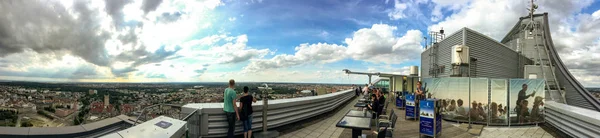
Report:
528,74,537,79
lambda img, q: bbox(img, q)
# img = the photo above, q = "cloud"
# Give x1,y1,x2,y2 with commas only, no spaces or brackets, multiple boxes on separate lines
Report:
141,0,163,14
179,34,270,64
345,24,423,64
158,11,183,23
243,24,423,72
387,0,408,20
104,0,133,28
243,43,347,72
228,17,236,21
0,0,112,66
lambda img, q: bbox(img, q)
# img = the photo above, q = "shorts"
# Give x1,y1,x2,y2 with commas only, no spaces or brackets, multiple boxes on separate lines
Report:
242,115,253,132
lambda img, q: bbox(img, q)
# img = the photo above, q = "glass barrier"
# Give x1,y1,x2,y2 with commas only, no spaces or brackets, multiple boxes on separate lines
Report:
490,79,508,125
421,77,545,125
509,79,545,125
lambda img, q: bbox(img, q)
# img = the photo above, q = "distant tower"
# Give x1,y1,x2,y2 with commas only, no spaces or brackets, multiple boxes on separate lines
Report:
104,94,109,108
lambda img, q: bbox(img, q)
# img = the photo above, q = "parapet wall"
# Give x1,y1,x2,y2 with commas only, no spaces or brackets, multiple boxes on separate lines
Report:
181,89,355,138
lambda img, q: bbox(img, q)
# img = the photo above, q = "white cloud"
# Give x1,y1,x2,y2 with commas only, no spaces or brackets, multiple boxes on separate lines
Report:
346,24,423,64
243,24,423,73
243,43,347,72
228,17,236,21
387,0,408,20
177,34,270,65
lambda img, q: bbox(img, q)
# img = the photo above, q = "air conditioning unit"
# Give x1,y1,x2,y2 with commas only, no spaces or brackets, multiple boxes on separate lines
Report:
451,45,470,65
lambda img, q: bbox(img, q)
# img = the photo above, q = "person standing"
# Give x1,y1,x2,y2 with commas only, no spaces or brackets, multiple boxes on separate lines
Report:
223,79,240,138
363,84,369,95
239,86,257,138
516,84,535,123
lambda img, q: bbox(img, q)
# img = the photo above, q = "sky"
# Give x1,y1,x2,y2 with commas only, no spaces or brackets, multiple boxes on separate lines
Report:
0,0,599,86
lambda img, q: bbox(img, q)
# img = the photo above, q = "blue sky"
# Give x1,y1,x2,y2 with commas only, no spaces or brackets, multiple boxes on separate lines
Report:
0,0,599,87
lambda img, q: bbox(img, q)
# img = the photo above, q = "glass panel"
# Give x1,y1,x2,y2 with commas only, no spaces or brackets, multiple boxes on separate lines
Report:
489,79,508,125
509,79,545,125
469,78,488,124
437,77,470,122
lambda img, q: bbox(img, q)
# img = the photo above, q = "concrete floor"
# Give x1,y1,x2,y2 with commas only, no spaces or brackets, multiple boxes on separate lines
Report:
278,96,558,138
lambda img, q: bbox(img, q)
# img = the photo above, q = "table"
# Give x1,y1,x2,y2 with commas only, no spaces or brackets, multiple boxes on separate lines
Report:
336,116,372,138
354,103,368,108
358,99,371,103
345,110,373,118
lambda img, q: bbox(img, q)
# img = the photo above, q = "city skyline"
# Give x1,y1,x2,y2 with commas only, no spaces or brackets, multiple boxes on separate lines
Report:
1,0,600,87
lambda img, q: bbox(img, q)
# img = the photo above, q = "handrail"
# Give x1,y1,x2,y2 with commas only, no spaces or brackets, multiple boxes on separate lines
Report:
181,109,199,121
181,89,355,137
545,101,600,138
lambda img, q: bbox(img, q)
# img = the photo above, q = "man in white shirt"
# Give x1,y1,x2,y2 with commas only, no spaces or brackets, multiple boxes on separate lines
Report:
362,84,369,95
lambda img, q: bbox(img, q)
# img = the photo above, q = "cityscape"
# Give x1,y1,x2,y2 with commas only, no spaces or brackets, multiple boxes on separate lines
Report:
0,81,354,128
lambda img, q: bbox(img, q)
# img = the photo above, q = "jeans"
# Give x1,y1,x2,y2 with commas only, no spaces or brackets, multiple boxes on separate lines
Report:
242,115,253,132
225,112,236,138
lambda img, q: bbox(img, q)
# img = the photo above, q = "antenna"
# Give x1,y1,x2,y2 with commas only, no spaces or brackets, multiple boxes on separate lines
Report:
528,0,538,22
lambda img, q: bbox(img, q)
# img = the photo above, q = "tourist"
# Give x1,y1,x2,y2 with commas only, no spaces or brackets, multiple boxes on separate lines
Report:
239,86,257,138
377,89,386,115
447,99,456,112
456,99,466,116
477,102,487,121
516,84,535,123
367,93,379,119
490,102,498,119
223,79,240,138
519,100,530,123
415,81,425,111
469,101,480,120
363,84,369,95
358,86,362,96
530,96,544,122
354,85,360,97
498,104,505,115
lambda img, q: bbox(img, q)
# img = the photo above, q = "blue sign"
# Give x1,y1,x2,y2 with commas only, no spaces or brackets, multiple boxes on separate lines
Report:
405,94,415,118
420,99,442,137
419,99,435,136
396,92,404,108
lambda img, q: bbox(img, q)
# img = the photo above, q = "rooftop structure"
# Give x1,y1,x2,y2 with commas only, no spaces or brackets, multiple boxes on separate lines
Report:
1,3,600,138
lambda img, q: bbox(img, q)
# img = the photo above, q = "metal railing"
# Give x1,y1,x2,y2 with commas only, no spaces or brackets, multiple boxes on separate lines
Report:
545,101,600,138
181,89,355,138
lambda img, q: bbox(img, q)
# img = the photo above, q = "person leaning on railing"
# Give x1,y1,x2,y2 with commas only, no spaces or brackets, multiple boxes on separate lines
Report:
239,86,257,138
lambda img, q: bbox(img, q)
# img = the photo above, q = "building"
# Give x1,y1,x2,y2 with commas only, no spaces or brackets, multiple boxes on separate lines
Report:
104,94,109,108
91,101,104,113
89,89,97,95
421,13,600,111
55,108,74,117
120,104,134,115
421,27,532,78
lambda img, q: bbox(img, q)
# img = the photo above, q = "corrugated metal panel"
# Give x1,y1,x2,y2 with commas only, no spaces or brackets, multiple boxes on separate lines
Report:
422,28,531,79
421,48,430,78
545,101,600,138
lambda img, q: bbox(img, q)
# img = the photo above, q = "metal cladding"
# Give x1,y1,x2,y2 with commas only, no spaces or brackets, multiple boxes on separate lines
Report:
422,12,600,111
421,28,532,78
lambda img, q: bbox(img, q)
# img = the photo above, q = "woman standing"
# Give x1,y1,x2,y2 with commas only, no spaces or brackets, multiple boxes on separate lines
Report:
239,86,257,138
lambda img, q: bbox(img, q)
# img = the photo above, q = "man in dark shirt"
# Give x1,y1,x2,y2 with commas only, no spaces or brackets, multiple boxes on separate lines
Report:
516,84,535,123
368,93,379,119
239,86,257,138
378,89,386,115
